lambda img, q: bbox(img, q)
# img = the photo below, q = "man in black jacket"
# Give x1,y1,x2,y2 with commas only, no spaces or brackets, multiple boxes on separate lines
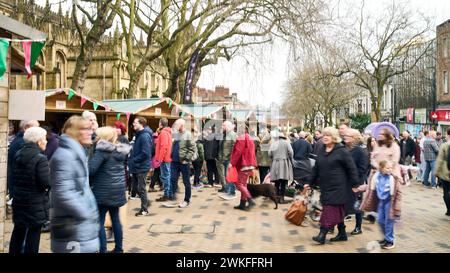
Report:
203,127,219,188
399,130,416,165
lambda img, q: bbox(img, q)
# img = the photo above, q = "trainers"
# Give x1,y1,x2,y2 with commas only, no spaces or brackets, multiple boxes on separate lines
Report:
378,239,387,245
218,188,226,193
129,195,139,200
219,194,237,200
179,201,190,208
156,196,169,202
350,228,362,235
382,241,395,250
135,210,149,217
344,215,352,222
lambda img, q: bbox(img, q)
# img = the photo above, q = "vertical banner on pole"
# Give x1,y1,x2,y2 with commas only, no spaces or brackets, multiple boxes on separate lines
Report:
183,49,200,104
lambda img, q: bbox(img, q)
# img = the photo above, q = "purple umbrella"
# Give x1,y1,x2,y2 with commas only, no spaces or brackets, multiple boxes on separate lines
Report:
364,122,379,136
371,122,400,139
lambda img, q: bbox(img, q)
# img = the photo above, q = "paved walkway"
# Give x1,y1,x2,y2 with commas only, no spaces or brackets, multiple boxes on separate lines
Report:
4,180,450,253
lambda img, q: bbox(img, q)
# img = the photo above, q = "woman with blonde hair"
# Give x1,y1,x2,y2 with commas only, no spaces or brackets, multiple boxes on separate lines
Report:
304,127,360,244
89,126,131,253
50,116,99,253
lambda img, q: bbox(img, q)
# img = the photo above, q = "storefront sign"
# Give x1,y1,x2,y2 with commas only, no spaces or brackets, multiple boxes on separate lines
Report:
406,108,414,123
155,107,161,116
436,109,450,122
56,100,66,109
414,108,427,124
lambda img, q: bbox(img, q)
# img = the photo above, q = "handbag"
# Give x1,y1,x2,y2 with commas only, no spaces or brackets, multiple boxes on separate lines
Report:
285,198,307,226
226,165,238,183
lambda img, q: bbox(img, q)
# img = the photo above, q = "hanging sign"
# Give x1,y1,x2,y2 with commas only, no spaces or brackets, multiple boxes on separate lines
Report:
155,108,162,116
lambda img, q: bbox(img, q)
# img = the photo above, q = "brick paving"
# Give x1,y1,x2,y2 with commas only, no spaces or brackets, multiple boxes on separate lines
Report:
3,181,450,253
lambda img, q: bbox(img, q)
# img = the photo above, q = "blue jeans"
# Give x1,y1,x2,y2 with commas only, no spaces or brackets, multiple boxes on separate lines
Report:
98,206,123,253
161,162,171,198
423,160,436,187
377,198,395,243
223,160,235,195
170,161,191,202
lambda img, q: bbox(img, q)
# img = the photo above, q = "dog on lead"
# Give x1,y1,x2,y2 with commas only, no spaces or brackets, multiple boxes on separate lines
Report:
246,183,278,209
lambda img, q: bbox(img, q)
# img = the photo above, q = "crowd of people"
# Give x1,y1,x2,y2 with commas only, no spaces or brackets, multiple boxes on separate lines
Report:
5,113,450,253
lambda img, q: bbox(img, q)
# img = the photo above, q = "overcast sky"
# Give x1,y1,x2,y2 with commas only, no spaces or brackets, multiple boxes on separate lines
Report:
197,0,450,108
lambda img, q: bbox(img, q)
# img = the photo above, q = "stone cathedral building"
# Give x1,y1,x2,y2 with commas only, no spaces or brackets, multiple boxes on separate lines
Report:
0,0,170,100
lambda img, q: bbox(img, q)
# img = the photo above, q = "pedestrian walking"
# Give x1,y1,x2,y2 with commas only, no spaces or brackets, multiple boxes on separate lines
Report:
230,123,258,211
304,127,360,245
9,127,50,253
268,132,294,204
399,131,416,166
217,121,238,200
203,127,219,188
169,119,196,208
89,127,131,253
149,129,163,192
193,128,205,188
129,117,153,216
291,131,313,185
360,160,402,250
435,128,450,216
49,116,99,253
254,128,272,184
155,118,173,202
343,129,369,235
422,131,439,188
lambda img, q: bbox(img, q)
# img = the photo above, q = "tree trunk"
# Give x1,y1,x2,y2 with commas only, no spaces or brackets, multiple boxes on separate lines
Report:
70,40,96,93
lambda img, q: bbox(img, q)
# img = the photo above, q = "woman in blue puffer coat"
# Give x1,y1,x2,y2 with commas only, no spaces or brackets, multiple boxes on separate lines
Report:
49,116,99,253
89,126,131,253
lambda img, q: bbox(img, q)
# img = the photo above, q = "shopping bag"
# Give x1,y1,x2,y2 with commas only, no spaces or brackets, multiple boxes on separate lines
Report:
226,165,238,183
285,199,307,226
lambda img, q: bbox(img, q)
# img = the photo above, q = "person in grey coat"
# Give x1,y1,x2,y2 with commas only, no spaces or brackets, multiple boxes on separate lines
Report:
269,132,294,204
89,127,131,253
49,116,99,253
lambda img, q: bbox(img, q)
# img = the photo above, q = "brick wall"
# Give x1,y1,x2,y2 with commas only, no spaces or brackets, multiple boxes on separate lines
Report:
437,21,450,104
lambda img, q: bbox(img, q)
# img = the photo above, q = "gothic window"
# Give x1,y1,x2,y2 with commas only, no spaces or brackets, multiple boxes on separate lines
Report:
55,51,66,88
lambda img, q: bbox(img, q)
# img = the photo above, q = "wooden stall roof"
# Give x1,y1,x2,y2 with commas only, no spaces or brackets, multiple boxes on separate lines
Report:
102,98,186,119
180,104,231,119
45,88,113,113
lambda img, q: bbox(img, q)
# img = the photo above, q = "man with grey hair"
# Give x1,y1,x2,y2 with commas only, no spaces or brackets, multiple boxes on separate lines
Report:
169,119,196,208
7,120,40,198
217,120,237,200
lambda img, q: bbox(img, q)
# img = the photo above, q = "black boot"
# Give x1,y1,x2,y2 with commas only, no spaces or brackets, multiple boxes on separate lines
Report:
312,227,329,244
234,199,249,211
247,198,256,208
330,223,348,242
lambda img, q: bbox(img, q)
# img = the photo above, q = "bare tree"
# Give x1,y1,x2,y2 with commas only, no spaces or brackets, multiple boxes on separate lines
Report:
157,0,327,102
333,0,433,122
283,47,360,129
70,0,122,94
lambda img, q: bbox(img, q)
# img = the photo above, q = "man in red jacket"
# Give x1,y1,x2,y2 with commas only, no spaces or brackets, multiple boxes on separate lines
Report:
155,118,173,202
230,123,258,211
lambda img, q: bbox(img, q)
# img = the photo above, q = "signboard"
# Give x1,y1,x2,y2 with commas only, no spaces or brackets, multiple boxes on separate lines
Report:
406,108,414,123
56,100,66,109
431,111,438,120
155,107,161,116
414,108,427,124
8,90,45,121
399,109,407,117
436,109,450,122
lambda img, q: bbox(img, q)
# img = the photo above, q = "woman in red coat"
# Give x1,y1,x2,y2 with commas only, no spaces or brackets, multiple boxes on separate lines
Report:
230,123,257,211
